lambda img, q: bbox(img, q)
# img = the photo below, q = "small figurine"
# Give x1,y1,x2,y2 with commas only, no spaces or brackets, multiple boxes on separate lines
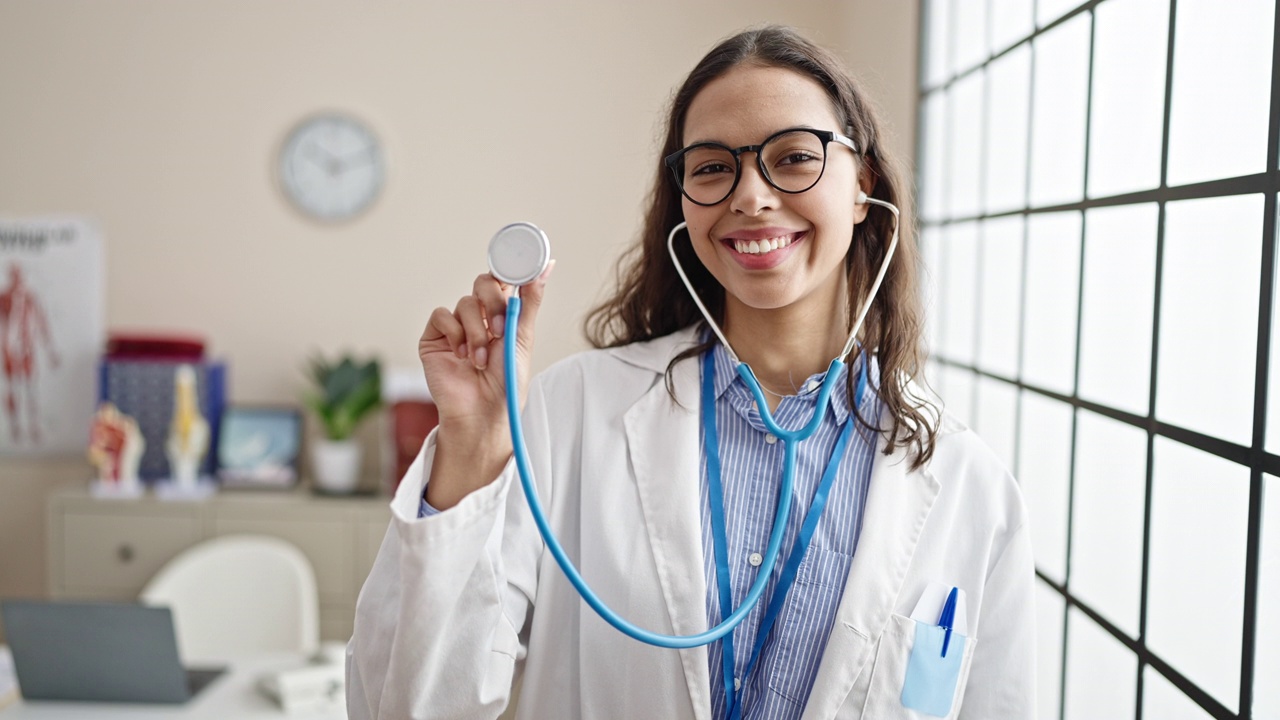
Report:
165,364,210,490
87,402,145,495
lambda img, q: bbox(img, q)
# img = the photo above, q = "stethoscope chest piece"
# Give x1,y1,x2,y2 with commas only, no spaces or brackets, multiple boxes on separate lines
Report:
488,222,550,286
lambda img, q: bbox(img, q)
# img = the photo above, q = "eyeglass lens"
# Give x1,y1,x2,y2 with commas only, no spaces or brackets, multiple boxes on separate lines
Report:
677,130,828,205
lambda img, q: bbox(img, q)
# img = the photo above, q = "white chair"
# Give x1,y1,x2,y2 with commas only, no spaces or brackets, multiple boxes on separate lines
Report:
139,534,319,662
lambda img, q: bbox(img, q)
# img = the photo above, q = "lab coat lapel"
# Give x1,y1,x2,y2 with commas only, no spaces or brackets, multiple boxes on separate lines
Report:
623,352,712,720
800,435,941,720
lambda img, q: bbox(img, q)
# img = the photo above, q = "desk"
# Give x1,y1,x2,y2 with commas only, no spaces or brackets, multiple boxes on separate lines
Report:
0,649,346,719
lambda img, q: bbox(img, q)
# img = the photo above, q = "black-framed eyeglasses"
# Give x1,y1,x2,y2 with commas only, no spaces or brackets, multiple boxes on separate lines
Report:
664,127,860,207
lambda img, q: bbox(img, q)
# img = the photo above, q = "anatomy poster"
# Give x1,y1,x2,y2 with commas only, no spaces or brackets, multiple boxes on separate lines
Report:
0,218,103,455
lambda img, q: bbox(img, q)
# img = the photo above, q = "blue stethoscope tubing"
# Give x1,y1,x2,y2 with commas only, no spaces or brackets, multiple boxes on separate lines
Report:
500,191,900,649
504,296,843,649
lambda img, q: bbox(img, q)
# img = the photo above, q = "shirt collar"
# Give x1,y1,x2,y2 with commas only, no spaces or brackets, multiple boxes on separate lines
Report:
706,338,873,426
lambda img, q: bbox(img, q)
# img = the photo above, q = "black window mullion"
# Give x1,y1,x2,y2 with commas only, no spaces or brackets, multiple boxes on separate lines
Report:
1135,199,1168,720
1241,196,1276,720
1139,5,1178,711
1062,4,1095,712
1240,4,1280,717
933,172,1280,227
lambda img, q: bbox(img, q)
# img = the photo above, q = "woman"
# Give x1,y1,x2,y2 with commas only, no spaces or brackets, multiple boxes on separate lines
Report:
348,26,1035,720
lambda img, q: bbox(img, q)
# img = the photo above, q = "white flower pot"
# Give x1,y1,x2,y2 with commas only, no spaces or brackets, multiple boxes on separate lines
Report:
311,439,362,494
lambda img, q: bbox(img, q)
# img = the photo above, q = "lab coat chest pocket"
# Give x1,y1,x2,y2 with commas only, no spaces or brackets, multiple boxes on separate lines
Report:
766,546,853,704
859,613,977,719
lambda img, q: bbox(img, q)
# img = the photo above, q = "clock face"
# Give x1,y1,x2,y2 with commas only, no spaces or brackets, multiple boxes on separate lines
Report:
279,113,384,222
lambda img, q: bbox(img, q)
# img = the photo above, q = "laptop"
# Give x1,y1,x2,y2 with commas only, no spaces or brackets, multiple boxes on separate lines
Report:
0,600,226,704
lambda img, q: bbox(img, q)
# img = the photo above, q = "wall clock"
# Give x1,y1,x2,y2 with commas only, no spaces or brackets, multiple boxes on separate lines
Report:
279,113,385,222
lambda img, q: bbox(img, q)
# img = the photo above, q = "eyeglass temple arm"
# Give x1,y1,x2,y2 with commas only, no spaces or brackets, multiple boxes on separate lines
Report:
832,131,859,154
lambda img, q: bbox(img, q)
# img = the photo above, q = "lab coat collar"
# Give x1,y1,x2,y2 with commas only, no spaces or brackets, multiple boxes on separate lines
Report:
607,326,702,374
621,339,711,720
617,327,941,720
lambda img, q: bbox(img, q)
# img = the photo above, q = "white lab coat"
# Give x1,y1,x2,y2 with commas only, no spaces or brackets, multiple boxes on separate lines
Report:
347,327,1036,720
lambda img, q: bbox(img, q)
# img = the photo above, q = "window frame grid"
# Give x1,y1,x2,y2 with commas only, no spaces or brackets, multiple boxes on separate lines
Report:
914,0,1280,717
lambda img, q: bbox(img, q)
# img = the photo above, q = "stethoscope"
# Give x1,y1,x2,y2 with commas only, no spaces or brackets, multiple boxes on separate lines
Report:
487,190,899,654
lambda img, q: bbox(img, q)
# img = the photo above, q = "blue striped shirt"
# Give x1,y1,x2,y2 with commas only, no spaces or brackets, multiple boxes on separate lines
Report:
418,342,879,719
702,342,878,720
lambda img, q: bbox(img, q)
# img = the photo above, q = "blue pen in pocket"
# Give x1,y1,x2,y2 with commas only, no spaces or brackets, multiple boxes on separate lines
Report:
939,587,957,657
901,586,966,717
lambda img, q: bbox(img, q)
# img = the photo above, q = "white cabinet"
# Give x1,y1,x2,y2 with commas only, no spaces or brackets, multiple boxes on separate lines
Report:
47,488,391,642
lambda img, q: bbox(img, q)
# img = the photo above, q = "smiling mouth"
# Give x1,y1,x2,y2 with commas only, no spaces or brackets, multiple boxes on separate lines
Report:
726,232,802,255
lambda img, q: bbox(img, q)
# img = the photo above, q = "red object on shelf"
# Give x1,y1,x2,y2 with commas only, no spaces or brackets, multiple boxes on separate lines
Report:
105,333,206,361
391,400,439,491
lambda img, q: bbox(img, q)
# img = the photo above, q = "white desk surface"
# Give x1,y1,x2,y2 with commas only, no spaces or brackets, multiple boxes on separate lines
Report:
0,649,347,719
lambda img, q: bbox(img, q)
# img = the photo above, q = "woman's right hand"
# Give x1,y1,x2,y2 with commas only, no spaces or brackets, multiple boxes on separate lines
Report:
418,263,554,510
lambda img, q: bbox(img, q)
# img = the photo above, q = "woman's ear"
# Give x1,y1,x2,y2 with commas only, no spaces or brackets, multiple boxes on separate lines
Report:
852,162,878,224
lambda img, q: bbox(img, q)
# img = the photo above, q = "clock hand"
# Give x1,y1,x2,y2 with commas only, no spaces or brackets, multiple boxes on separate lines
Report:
321,143,355,176
338,145,377,170
304,141,344,175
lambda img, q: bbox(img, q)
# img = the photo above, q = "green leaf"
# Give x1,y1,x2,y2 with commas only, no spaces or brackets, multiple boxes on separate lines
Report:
302,353,383,440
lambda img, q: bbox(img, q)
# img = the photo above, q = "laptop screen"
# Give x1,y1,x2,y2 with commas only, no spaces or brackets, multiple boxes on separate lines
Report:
1,600,198,704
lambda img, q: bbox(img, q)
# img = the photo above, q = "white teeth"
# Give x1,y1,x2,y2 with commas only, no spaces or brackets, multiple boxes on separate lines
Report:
732,235,796,255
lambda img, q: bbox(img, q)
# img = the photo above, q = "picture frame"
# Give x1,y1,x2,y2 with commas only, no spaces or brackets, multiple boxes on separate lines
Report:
215,405,302,490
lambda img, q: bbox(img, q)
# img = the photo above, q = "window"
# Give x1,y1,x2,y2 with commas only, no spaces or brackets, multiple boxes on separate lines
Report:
916,0,1278,715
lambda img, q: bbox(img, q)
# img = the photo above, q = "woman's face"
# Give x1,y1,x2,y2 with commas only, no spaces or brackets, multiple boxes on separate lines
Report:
679,64,870,323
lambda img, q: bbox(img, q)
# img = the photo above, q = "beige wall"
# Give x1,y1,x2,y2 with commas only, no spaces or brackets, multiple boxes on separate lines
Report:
0,0,917,632
836,0,922,173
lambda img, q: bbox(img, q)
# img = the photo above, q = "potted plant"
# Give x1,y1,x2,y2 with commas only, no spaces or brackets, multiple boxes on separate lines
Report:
304,354,382,494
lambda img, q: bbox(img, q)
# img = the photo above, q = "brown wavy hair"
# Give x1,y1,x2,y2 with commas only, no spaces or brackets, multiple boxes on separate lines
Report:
584,25,939,469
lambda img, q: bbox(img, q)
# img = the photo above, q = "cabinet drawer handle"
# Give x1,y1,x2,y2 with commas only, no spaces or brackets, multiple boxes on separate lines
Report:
117,544,134,563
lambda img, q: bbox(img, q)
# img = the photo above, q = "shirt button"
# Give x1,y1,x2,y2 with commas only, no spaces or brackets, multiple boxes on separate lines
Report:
764,433,777,444
805,380,819,392
748,552,763,567
734,677,741,691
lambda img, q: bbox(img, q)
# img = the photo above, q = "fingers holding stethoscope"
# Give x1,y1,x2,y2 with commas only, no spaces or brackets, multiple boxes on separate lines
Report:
420,275,505,372
420,306,465,364
455,292,494,370
468,264,555,368
420,263,556,374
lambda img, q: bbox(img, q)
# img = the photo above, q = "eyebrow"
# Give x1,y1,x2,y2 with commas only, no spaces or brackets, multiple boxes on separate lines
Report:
682,124,823,147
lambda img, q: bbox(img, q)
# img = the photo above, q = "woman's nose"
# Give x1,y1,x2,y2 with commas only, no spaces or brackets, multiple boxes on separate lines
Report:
728,157,778,216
